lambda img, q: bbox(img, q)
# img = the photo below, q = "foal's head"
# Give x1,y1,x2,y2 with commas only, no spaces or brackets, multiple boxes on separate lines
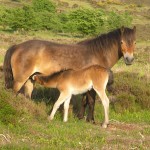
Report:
120,26,136,65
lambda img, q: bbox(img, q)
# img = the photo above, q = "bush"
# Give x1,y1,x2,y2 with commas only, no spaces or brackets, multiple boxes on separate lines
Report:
112,92,137,113
0,0,57,31
107,11,132,31
60,8,132,35
0,1,132,35
1,6,37,31
60,8,108,35
32,0,56,12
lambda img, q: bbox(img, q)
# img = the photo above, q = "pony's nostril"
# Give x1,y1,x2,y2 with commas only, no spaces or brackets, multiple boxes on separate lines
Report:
125,57,129,62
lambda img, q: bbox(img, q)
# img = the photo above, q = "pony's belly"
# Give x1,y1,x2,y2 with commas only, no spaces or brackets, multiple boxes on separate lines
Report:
34,63,61,75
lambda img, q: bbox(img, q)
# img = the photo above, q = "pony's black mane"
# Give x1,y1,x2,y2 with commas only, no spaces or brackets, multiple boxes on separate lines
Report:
79,28,121,54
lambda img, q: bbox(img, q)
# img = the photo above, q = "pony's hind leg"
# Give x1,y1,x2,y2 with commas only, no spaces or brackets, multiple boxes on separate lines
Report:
63,96,71,122
48,92,71,121
20,79,34,98
106,69,114,92
13,81,26,96
86,90,96,123
77,94,88,119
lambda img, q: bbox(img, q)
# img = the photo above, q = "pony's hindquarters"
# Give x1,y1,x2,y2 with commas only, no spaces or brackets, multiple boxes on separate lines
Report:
3,45,16,89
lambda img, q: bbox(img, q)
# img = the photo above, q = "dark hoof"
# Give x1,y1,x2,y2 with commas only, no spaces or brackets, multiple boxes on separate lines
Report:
77,114,84,120
86,118,95,124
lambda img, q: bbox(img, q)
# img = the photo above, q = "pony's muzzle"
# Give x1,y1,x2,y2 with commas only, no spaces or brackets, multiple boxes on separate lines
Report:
124,56,134,65
123,52,134,65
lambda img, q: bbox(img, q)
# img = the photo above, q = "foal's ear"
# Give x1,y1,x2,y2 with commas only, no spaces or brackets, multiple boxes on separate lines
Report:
133,26,136,32
120,26,124,34
32,75,36,80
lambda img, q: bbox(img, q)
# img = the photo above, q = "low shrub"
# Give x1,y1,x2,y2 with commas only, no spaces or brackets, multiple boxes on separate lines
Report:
112,92,137,113
0,1,132,35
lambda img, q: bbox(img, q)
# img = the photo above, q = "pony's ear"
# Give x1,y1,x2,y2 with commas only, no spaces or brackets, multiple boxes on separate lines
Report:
133,26,136,32
121,26,124,34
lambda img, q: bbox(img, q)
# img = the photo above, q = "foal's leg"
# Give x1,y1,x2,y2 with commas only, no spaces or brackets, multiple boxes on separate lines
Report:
95,89,109,128
63,96,71,122
48,92,71,121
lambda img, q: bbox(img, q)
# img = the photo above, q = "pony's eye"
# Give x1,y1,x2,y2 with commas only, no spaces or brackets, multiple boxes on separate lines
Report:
121,41,123,44
134,42,136,44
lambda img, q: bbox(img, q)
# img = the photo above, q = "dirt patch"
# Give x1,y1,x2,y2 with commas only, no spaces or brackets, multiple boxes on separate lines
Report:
108,122,142,131
120,0,150,6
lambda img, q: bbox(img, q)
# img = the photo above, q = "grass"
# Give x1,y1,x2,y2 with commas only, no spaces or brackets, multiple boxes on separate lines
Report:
0,0,150,149
0,40,150,149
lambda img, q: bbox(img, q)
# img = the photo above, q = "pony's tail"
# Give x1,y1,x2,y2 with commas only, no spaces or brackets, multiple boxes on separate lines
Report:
3,45,16,89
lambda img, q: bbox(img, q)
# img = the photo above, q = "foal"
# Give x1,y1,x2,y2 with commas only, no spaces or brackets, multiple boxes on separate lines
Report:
32,65,110,128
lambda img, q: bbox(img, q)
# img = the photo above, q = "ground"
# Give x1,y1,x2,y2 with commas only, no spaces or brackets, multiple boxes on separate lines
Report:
0,0,150,149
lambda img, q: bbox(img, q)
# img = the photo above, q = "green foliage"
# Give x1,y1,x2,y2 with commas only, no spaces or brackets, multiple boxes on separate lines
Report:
61,8,105,35
0,0,58,31
5,6,38,31
107,11,132,30
59,8,132,35
0,1,132,35
112,92,137,113
32,0,56,12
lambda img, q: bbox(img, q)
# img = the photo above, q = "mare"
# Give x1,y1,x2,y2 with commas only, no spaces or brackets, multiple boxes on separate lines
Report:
3,26,136,122
32,65,110,128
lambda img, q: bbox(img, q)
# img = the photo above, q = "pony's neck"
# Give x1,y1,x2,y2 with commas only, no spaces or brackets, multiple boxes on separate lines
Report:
100,44,123,68
87,29,123,68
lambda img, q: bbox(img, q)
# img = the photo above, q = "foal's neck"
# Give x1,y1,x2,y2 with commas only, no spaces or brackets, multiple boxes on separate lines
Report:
39,73,62,88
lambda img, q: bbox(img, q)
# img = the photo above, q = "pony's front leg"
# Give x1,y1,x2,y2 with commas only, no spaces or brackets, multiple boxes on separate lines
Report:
48,92,70,121
63,96,71,122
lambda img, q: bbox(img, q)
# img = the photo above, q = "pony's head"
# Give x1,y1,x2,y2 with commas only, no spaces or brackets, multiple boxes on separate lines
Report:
120,26,136,65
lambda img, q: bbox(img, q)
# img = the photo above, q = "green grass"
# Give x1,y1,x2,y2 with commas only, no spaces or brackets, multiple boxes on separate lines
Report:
0,41,150,149
0,56,4,64
0,0,150,149
0,32,150,149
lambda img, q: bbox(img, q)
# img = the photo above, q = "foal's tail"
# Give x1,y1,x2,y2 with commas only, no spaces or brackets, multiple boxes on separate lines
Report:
3,45,16,89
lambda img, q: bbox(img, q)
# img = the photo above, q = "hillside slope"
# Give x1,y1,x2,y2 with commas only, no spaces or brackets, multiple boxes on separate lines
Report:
0,0,150,149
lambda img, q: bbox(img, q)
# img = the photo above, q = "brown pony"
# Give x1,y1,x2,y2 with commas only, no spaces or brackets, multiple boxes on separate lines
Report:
32,65,109,128
3,26,136,121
